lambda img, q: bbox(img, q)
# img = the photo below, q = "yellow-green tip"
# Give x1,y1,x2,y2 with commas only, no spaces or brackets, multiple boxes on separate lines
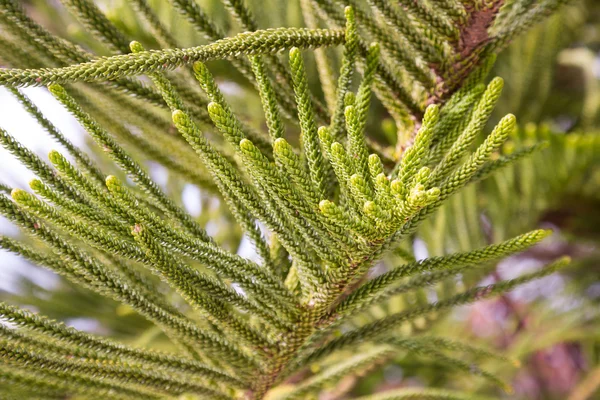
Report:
11,188,28,202
129,41,144,53
489,76,505,91
239,139,254,152
426,187,440,200
330,142,345,155
423,104,440,121
350,174,364,185
416,166,431,180
206,101,224,116
48,84,66,96
375,173,389,185
317,126,333,145
48,150,64,165
363,201,377,214
503,113,517,126
368,153,381,163
273,138,290,153
319,199,335,213
344,6,354,19
494,114,517,137
557,255,572,264
535,229,553,241
172,109,187,126
105,175,120,189
390,179,402,193
344,104,356,119
29,179,43,191
367,42,380,54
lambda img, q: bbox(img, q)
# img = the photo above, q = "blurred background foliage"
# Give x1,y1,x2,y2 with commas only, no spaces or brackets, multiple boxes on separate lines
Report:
2,0,600,399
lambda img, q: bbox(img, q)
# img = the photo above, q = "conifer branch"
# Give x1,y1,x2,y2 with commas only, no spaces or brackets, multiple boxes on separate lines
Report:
60,0,131,53
0,1,585,398
333,229,552,321
294,257,570,369
7,88,105,184
0,28,344,87
407,336,520,367
279,346,394,399
0,339,232,398
0,364,162,400
128,0,179,49
48,84,212,242
0,302,242,386
387,338,510,391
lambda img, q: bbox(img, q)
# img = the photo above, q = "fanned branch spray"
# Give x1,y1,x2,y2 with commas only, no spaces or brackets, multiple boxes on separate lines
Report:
0,0,587,399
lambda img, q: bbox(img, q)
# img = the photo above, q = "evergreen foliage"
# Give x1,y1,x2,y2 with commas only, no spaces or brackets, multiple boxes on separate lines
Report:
0,0,597,399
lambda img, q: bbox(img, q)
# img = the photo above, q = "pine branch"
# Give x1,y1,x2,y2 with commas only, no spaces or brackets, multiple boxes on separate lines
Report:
331,229,551,321
0,28,344,86
330,6,359,141
0,339,232,398
289,47,328,198
385,338,510,391
128,0,179,49
48,84,212,242
278,345,394,399
0,303,242,385
60,0,130,53
0,196,252,369
0,364,162,400
407,336,521,367
293,257,570,369
0,0,170,106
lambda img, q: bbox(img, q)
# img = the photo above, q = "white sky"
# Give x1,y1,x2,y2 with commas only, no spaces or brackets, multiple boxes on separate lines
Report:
0,87,85,189
0,87,83,293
